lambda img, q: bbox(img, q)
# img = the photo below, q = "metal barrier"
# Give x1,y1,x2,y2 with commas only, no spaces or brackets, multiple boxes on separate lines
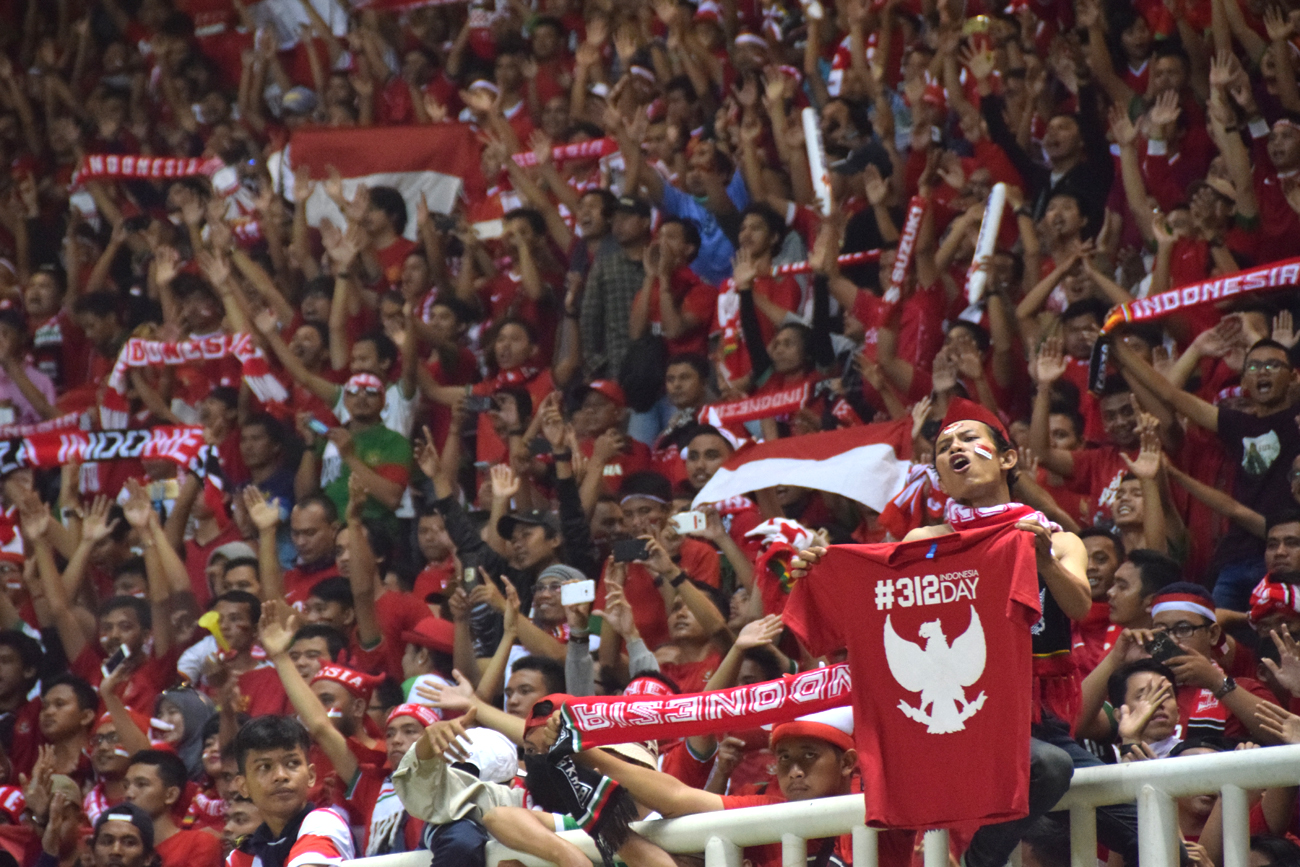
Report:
343,744,1300,867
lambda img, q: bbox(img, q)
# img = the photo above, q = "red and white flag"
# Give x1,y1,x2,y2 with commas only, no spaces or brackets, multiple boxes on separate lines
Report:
286,124,486,240
692,419,913,512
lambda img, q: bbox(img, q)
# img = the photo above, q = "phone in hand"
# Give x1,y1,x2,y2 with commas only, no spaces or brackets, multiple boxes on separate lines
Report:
1144,632,1182,664
306,418,330,436
669,511,707,534
560,579,596,606
102,644,131,677
611,538,651,563
528,436,553,456
464,395,495,413
460,566,480,592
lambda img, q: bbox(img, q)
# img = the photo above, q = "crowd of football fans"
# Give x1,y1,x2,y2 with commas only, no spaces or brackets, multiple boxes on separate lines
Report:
3,0,1300,863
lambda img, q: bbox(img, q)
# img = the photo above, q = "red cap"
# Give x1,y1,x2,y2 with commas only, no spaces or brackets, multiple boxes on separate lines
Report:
524,694,574,735
586,380,626,409
386,703,440,728
311,664,385,700
94,708,152,737
400,616,456,655
770,720,855,752
940,397,1010,443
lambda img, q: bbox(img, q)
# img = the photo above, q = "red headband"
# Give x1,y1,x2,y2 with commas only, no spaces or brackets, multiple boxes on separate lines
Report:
940,397,1010,443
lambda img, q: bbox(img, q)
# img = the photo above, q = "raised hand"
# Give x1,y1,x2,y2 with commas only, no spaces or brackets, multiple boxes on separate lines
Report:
1035,336,1068,386
731,248,759,289
242,486,281,533
1120,420,1162,481
415,668,476,714
490,463,521,504
1256,700,1300,745
735,614,784,649
17,491,51,541
1262,629,1300,697
602,582,638,639
1273,310,1298,349
122,479,156,529
1147,89,1181,130
789,546,828,579
81,496,119,544
416,705,478,762
1264,6,1295,42
259,599,299,658
1116,677,1173,742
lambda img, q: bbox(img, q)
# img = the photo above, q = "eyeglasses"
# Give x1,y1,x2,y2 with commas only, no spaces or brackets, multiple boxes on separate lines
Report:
1152,623,1211,640
1244,360,1290,374
92,732,120,746
345,385,383,396
534,581,563,594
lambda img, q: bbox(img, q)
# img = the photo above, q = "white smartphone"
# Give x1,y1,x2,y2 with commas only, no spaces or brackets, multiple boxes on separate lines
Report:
669,511,708,534
560,579,596,606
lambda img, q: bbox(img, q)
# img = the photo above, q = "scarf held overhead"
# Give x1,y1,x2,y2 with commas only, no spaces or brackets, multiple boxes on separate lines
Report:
102,334,287,429
551,663,852,751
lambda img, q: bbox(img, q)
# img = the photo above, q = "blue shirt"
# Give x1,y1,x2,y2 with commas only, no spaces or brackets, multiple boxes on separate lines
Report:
658,171,750,286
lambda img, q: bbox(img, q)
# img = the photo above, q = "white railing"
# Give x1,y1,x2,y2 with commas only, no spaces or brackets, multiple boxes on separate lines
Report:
344,744,1300,867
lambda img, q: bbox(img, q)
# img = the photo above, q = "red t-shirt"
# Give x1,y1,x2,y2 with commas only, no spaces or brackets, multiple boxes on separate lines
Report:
632,267,718,357
425,346,479,449
230,666,291,717
374,236,419,293
595,539,721,650
30,310,91,394
184,524,245,609
71,645,183,715
1070,601,1113,676
472,368,555,466
156,828,224,867
784,525,1040,829
347,766,424,855
284,559,342,610
660,650,723,695
577,437,653,493
1066,444,1139,526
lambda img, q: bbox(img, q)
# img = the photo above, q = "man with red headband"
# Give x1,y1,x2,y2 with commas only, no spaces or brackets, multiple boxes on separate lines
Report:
1078,583,1272,744
787,401,1122,867
300,372,411,534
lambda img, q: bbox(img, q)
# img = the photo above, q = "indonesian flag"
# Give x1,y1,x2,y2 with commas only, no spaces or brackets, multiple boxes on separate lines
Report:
285,124,486,241
692,419,913,513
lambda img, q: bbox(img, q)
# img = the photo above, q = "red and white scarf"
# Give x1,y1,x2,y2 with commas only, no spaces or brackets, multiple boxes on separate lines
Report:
512,138,618,168
102,334,287,429
73,153,223,186
701,382,811,425
0,412,85,438
772,249,881,276
552,664,851,750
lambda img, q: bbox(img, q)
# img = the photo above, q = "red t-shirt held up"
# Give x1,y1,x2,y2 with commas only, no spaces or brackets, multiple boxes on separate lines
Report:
784,524,1040,830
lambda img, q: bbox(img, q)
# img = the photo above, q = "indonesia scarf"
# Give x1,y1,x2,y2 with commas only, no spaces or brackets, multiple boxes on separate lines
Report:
0,425,227,528
73,153,223,185
1090,255,1300,391
944,501,1077,726
512,138,619,168
701,381,811,425
548,664,851,751
878,464,948,540
0,412,85,438
102,334,287,429
487,365,542,390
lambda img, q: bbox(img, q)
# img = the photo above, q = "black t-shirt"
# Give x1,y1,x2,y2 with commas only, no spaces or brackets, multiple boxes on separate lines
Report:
1216,404,1300,562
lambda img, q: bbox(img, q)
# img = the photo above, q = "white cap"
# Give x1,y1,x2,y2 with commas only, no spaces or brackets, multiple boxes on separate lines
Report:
460,727,519,784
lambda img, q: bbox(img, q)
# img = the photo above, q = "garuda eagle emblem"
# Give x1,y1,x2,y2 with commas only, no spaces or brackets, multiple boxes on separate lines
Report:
883,606,987,733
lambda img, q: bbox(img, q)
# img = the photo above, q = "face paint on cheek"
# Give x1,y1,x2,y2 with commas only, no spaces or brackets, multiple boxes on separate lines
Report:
325,709,344,719
972,444,994,460
112,748,131,758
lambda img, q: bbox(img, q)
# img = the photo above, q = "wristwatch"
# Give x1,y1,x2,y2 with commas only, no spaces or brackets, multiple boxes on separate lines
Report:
1213,676,1237,700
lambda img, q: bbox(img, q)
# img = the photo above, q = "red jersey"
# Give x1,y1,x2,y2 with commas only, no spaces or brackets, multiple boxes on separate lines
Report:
283,559,342,610
373,237,418,292
225,805,354,867
1066,444,1139,525
70,645,182,714
1069,602,1113,676
577,436,653,493
660,649,723,695
156,828,224,867
30,310,91,394
594,539,721,650
784,525,1040,828
632,267,718,357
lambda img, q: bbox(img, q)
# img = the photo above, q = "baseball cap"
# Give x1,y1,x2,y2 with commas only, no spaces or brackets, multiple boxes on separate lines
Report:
584,379,627,409
282,86,318,116
400,616,456,655
458,726,519,783
94,803,155,853
614,196,652,218
497,508,561,540
207,541,256,569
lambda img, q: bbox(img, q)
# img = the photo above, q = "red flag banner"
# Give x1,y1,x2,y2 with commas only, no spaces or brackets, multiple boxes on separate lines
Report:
692,419,913,512
699,382,810,425
556,663,852,750
288,124,486,240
